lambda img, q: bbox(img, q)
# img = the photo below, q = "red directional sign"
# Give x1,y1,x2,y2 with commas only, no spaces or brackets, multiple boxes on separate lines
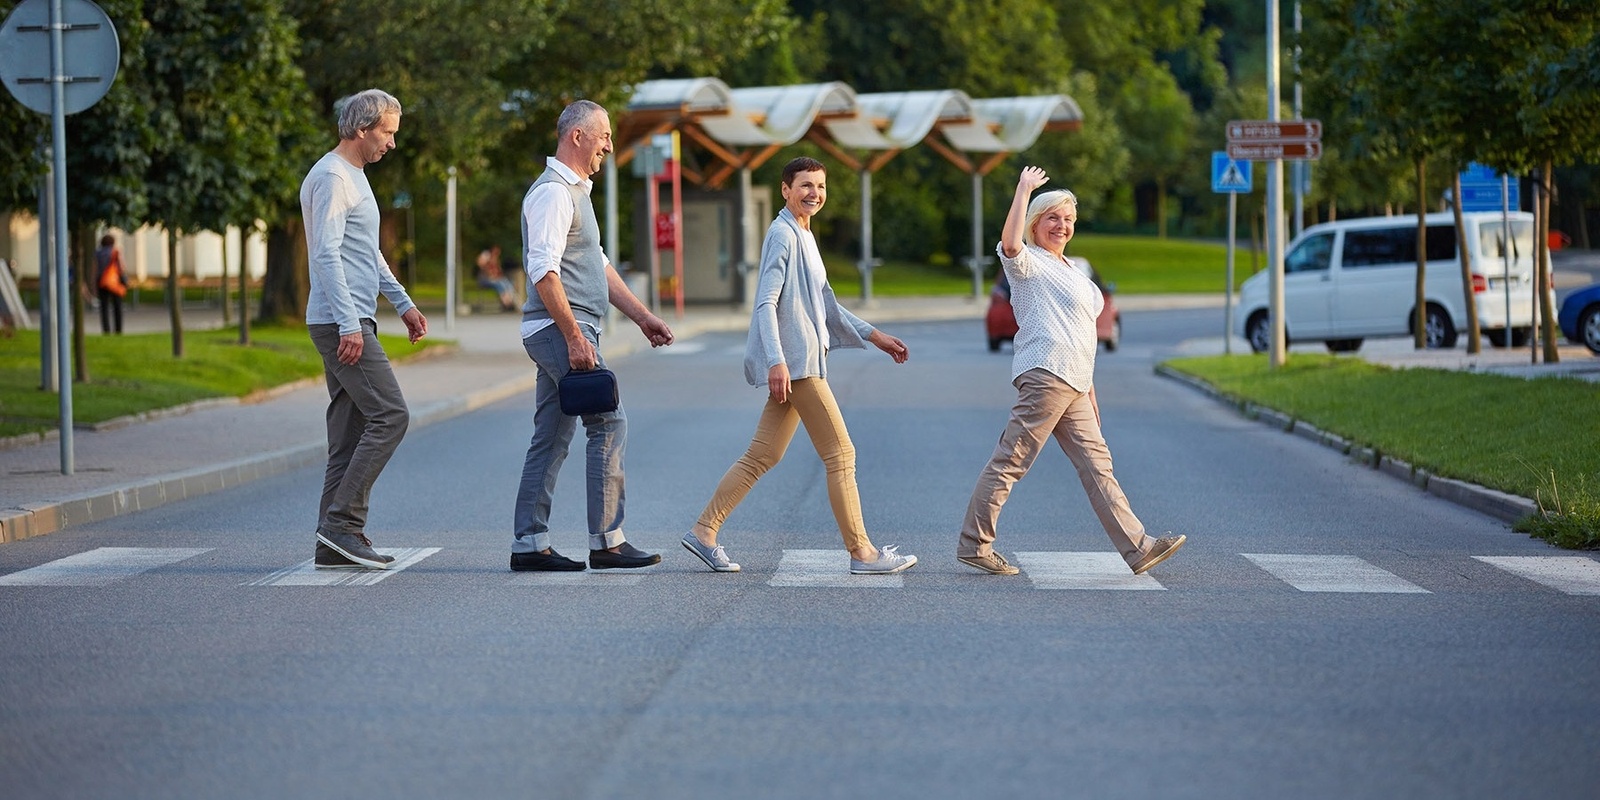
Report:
1227,120,1323,142
1226,141,1322,161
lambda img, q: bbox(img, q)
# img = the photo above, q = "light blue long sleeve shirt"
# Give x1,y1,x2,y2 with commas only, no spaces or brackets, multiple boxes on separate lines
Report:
301,152,415,334
743,207,874,385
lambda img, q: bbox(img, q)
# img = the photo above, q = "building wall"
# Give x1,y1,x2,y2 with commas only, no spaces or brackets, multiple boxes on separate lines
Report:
0,213,267,282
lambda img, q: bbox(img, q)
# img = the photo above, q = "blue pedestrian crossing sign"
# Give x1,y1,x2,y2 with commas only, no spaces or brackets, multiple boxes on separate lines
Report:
1212,152,1252,194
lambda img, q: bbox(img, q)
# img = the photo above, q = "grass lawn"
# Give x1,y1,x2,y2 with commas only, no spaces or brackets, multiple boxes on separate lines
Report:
1164,353,1600,548
0,325,441,439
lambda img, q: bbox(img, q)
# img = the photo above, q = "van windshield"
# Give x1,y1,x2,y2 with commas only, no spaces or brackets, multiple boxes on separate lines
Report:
1286,232,1333,274
1478,220,1535,264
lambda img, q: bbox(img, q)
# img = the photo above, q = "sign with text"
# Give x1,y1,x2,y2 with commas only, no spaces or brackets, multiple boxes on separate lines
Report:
1458,162,1519,213
1227,120,1322,142
1227,141,1322,161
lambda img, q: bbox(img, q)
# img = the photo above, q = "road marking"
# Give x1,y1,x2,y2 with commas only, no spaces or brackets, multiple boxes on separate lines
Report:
1242,554,1430,593
1014,552,1166,590
510,571,645,586
1474,556,1600,595
769,549,905,588
657,342,706,355
244,547,439,587
0,547,212,587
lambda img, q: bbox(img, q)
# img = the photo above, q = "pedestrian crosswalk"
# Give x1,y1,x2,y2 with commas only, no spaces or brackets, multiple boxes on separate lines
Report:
2,547,1599,596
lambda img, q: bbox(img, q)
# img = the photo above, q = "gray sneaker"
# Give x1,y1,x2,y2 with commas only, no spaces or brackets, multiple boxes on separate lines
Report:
850,544,917,575
1130,534,1187,575
316,530,391,570
315,541,395,570
680,532,740,572
958,552,1020,575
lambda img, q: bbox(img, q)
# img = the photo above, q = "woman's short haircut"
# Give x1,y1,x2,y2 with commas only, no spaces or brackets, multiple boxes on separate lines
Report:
782,156,826,186
100,234,115,248
335,89,402,140
557,100,606,141
1022,189,1079,246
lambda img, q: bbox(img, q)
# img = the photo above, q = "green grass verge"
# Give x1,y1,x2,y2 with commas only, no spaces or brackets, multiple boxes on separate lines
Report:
1163,354,1600,549
0,325,441,439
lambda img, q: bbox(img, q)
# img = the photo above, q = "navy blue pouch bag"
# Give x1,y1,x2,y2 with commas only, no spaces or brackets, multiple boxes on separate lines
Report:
558,368,619,416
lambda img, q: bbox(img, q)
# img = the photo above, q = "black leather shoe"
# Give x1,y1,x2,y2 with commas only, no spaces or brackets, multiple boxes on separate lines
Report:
590,542,662,570
510,549,586,572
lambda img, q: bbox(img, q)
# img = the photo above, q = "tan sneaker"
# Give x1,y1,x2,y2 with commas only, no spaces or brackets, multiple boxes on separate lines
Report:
1130,534,1187,575
958,552,1021,575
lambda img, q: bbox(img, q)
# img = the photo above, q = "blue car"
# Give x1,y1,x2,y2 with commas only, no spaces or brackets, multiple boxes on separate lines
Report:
1558,282,1600,355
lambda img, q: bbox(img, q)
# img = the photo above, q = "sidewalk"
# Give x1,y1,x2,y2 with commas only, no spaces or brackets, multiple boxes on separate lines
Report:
0,294,988,543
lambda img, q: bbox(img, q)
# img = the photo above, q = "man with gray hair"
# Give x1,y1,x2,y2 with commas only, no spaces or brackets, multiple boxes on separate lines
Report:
511,99,674,572
301,88,428,570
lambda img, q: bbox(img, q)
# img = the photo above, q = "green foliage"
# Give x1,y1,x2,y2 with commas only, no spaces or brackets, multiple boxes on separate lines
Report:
1165,354,1600,547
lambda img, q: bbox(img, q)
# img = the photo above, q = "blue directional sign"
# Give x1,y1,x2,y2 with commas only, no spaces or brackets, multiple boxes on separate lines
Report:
1459,162,1519,212
1212,152,1252,194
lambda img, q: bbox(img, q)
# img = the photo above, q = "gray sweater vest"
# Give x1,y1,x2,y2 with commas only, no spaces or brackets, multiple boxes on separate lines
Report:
522,168,607,329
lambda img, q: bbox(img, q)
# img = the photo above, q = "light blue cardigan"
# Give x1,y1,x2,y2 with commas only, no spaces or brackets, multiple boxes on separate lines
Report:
743,207,875,386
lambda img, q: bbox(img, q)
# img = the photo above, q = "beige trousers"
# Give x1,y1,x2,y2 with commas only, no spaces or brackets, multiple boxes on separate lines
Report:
959,368,1151,565
694,377,870,552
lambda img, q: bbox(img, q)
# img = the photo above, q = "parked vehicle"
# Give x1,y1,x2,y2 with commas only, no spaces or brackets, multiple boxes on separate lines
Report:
986,257,1120,353
1236,211,1543,353
1558,281,1600,355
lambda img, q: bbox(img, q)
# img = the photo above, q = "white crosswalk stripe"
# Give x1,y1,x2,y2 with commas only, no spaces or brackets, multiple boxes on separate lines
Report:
1242,554,1430,593
244,547,439,587
1473,556,1600,595
1015,551,1166,590
0,547,212,586
769,549,905,588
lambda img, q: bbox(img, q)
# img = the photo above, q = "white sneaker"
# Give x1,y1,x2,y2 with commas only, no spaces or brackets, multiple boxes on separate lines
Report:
681,532,740,572
850,544,917,575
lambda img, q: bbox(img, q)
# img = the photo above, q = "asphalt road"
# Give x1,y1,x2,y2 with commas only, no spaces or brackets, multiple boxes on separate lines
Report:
2,307,1596,799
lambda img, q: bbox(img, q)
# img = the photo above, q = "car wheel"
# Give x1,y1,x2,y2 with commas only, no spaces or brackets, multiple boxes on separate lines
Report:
1421,304,1458,349
1511,327,1531,347
1246,312,1271,354
1325,338,1363,353
988,337,1002,352
1103,319,1121,352
1581,306,1600,355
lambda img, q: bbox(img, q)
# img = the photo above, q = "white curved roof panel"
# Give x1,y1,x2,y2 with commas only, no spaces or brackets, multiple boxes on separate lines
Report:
856,90,977,148
727,82,859,145
971,95,1084,150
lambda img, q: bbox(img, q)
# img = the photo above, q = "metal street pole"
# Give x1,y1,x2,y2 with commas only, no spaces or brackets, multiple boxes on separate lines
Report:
49,0,74,473
1266,0,1287,368
858,169,875,304
1226,192,1237,355
38,148,55,391
1292,1,1304,239
445,166,456,332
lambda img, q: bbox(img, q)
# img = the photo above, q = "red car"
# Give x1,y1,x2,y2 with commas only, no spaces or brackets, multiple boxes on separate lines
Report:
986,257,1121,352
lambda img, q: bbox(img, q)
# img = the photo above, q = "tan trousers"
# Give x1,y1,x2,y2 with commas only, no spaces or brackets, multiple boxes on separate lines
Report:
959,368,1151,565
694,377,870,552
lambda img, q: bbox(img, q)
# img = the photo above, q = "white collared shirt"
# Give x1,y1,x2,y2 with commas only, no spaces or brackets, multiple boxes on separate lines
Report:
520,157,614,338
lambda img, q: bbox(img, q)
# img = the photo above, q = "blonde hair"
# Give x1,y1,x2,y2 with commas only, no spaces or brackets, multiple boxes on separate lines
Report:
1021,189,1078,246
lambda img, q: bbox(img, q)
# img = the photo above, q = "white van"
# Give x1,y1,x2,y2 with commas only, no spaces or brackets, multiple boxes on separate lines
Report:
1236,211,1542,353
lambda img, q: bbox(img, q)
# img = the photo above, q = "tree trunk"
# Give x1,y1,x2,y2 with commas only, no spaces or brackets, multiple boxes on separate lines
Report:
1452,172,1480,354
220,233,230,327
1413,158,1428,350
71,226,88,383
259,219,307,324
239,223,253,345
1156,177,1168,239
1538,161,1559,363
168,228,185,358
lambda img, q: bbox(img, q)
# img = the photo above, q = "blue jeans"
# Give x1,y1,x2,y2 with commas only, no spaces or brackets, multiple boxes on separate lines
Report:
512,324,627,553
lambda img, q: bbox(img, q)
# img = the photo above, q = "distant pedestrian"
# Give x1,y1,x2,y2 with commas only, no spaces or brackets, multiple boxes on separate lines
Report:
301,88,428,570
475,244,517,311
93,234,127,334
510,99,675,572
681,156,917,576
956,166,1184,576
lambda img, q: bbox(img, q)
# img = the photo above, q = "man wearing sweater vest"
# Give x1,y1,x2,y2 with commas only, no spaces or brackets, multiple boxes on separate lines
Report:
511,100,676,572
301,89,428,570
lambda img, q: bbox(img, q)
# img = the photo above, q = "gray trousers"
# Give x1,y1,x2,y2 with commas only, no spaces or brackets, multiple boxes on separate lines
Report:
309,320,410,537
512,324,627,553
959,368,1151,566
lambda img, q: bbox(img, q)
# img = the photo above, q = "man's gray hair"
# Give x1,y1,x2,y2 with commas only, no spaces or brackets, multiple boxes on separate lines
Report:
556,99,606,141
335,89,402,140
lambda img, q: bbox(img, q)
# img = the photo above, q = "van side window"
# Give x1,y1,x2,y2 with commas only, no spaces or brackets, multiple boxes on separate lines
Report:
1285,233,1333,274
1343,225,1456,268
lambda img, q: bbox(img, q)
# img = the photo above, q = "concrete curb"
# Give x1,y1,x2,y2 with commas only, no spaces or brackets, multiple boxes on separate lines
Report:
0,370,540,545
1152,364,1538,525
